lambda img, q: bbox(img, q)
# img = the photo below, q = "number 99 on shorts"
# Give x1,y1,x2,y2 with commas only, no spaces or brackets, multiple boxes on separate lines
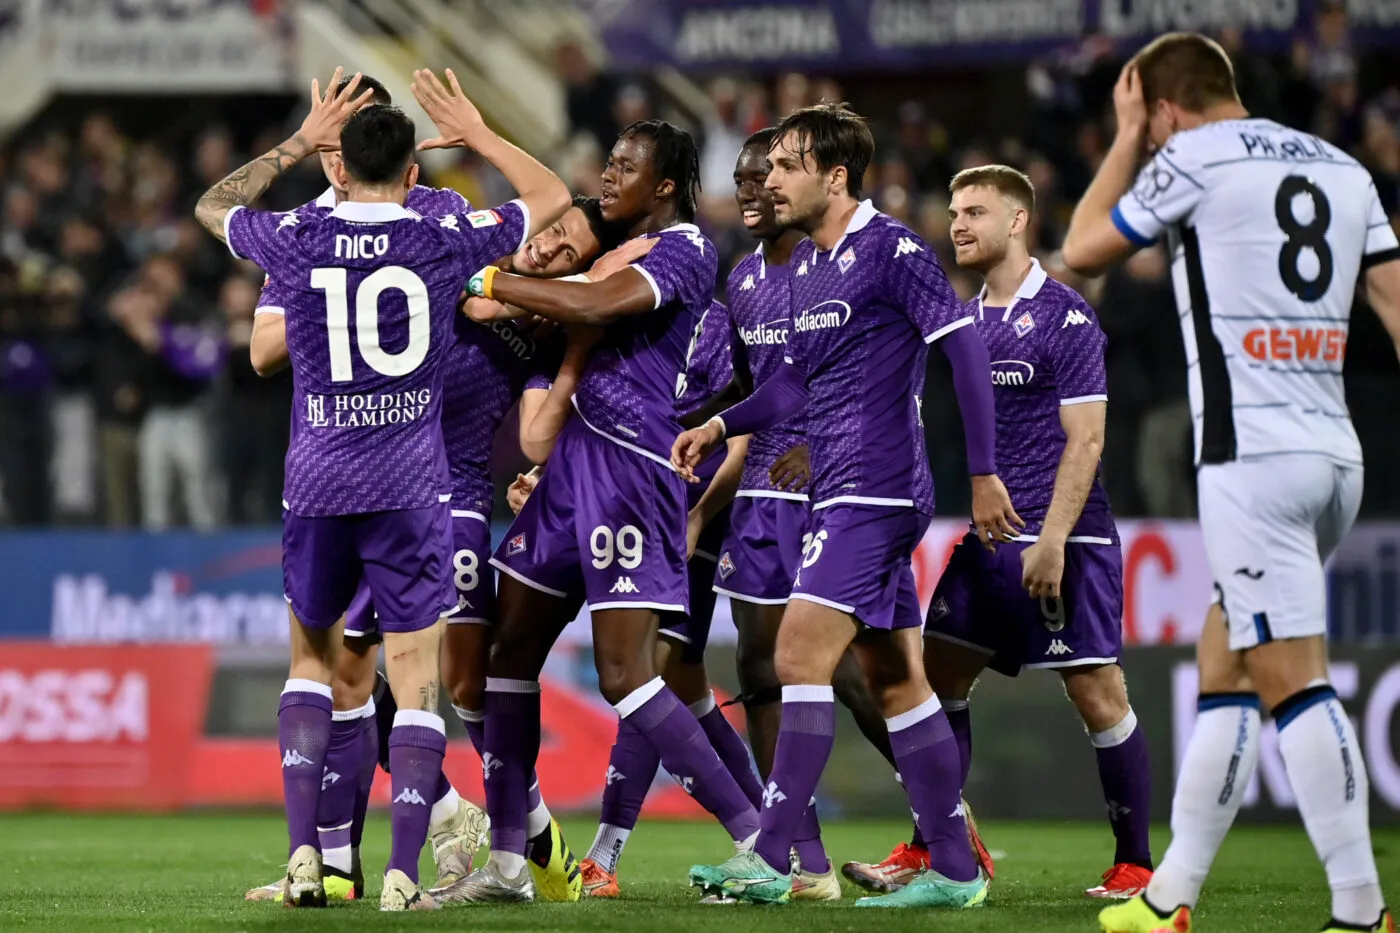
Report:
590,524,644,570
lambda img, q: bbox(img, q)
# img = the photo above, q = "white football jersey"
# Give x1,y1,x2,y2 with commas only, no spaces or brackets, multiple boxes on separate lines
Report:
1113,118,1399,466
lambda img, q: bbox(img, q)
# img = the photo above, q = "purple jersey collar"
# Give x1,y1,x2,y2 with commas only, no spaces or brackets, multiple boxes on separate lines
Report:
976,257,1048,322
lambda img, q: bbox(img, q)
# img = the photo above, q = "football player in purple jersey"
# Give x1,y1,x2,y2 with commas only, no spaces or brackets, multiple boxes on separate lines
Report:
440,121,764,903
195,67,570,910
846,166,1154,900
676,103,1018,908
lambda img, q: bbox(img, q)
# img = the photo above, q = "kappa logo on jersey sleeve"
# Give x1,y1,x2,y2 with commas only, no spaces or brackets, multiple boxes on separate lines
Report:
466,210,503,229
439,215,460,231
1243,327,1347,362
894,237,923,258
1062,309,1090,328
739,274,755,291
277,212,300,230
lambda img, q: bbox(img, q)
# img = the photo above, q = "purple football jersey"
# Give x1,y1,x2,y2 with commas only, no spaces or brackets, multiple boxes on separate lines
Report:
442,315,562,517
974,260,1115,542
787,201,969,514
572,223,719,466
726,245,806,494
255,186,472,314
226,198,529,516
676,299,735,420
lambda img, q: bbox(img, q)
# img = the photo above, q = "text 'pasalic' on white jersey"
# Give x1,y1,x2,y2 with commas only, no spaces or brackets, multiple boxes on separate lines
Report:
1112,118,1400,467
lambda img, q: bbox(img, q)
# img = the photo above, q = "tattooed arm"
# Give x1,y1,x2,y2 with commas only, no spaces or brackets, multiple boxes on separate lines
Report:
195,136,314,243
194,66,373,244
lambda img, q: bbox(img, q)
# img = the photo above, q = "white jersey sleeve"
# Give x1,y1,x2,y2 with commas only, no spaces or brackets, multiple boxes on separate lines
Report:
1362,180,1400,268
1112,144,1209,246
1127,119,1384,467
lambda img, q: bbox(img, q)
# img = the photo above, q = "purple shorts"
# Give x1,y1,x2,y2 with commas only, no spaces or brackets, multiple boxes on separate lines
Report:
283,503,455,634
789,504,927,631
445,510,496,625
660,503,731,664
924,532,1124,675
712,494,809,605
491,420,688,613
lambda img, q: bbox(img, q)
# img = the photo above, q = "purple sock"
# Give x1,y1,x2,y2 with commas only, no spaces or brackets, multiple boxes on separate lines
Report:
386,710,448,883
793,800,829,873
278,680,333,856
617,679,759,845
352,707,377,849
599,717,659,831
1092,710,1154,868
888,697,977,882
754,685,836,873
318,706,370,865
457,704,546,830
482,680,540,858
693,695,763,810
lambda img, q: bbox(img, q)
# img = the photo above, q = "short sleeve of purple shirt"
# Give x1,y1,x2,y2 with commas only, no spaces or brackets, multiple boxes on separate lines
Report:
887,233,973,344
632,230,711,310
441,200,530,267
1044,301,1109,405
256,274,288,316
226,207,295,271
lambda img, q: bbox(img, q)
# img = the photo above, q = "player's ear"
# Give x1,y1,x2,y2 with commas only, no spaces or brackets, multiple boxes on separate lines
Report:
331,158,350,191
654,177,676,203
1010,205,1029,237
405,161,420,191
828,165,848,198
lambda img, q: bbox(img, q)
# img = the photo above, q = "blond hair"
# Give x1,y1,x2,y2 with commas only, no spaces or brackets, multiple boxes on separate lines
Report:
949,164,1035,214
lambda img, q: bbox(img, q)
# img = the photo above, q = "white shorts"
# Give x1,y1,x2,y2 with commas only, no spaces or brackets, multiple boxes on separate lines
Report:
1198,454,1362,651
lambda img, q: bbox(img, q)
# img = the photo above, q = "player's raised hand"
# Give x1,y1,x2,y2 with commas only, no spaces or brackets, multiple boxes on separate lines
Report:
298,68,376,152
769,443,810,492
584,237,658,281
671,420,724,483
1112,62,1148,141
1020,539,1064,599
970,473,1024,552
413,68,490,151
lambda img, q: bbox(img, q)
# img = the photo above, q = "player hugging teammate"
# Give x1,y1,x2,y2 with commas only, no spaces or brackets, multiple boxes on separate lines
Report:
200,29,1400,925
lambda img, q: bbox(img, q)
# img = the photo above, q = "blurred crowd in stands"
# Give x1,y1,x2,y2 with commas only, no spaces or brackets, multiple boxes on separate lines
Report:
2,3,1399,527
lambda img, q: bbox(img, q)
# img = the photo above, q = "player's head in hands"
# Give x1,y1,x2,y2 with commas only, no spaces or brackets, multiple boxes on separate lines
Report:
509,194,623,277
765,102,873,233
1132,32,1244,149
734,127,783,241
319,74,391,192
600,120,700,232
335,104,419,202
948,164,1035,274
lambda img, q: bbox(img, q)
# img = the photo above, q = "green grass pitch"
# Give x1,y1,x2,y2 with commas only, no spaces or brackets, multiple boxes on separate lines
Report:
0,812,1393,931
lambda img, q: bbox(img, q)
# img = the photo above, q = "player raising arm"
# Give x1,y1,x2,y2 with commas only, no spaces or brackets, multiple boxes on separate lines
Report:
195,69,568,912
1062,34,1400,933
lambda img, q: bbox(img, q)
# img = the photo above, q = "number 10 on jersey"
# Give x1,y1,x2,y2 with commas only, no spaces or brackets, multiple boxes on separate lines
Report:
311,266,432,382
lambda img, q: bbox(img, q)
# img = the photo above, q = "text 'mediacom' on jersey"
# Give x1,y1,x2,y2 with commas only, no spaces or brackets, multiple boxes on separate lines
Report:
793,299,852,333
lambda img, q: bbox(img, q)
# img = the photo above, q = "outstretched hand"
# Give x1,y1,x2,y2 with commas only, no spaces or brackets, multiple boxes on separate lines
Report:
298,67,376,152
412,68,490,152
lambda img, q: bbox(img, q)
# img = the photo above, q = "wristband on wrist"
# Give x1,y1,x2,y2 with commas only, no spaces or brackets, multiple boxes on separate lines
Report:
707,415,727,440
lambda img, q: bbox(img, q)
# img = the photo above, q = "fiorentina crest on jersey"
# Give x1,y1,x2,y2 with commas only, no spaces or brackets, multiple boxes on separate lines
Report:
508,533,527,555
837,246,857,274
718,551,736,579
1013,311,1035,338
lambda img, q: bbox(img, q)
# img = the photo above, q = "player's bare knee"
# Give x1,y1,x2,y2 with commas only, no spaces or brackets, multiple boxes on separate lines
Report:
1243,636,1328,711
1062,664,1129,733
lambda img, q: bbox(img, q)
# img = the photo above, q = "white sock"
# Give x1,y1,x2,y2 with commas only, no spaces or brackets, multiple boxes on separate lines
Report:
587,823,632,873
1276,685,1385,927
688,692,717,717
429,784,462,834
735,829,758,853
320,841,352,874
492,850,527,879
1147,694,1261,911
527,781,552,838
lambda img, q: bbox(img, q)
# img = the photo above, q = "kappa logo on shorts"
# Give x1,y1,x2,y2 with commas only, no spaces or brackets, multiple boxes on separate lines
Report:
508,533,527,556
718,552,736,580
610,577,640,594
1045,639,1074,656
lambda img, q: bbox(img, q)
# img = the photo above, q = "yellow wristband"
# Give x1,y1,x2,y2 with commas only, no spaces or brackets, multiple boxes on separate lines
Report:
480,265,498,301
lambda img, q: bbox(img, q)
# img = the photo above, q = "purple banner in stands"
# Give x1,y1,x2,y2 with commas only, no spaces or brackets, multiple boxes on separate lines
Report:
583,0,1400,71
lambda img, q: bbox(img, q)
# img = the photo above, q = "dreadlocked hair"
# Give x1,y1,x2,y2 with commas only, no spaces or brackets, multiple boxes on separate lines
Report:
619,120,701,222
